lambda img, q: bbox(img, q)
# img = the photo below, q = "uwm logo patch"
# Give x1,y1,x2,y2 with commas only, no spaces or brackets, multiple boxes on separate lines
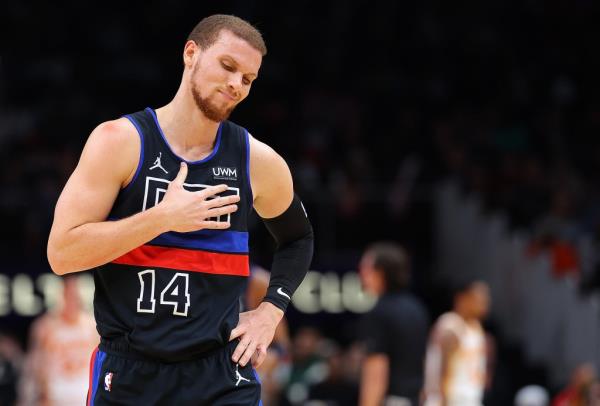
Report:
212,167,237,181
143,176,240,223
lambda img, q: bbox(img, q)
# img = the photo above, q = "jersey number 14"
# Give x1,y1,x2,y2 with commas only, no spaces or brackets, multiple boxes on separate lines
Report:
136,270,190,317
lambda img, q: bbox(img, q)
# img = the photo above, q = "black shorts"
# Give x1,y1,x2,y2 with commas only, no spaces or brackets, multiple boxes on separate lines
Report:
87,340,262,406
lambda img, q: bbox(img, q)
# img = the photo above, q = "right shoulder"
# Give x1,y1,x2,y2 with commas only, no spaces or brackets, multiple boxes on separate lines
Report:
434,312,464,337
80,117,141,187
29,313,53,343
86,117,139,152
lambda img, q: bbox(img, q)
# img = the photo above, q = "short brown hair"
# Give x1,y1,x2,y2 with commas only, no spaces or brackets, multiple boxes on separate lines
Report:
187,14,267,56
365,242,411,292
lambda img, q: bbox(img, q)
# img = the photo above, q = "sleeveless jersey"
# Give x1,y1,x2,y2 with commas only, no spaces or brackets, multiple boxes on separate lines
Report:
93,107,253,362
21,311,98,405
424,312,486,406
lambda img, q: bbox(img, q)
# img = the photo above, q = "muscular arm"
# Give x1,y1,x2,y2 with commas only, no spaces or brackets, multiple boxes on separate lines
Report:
438,329,458,403
359,354,389,406
249,136,294,219
425,326,459,405
47,119,161,274
252,136,313,311
230,134,313,367
48,119,238,275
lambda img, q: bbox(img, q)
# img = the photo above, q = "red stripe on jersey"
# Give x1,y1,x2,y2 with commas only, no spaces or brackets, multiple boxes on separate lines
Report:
112,245,249,276
87,347,98,406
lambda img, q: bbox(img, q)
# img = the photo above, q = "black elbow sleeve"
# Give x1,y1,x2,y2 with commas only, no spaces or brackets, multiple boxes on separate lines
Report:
261,194,314,311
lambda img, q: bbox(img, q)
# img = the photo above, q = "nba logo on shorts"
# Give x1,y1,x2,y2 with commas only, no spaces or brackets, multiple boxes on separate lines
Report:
104,372,113,392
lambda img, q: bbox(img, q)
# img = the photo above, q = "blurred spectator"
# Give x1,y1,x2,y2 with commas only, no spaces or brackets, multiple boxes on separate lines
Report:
306,342,360,406
358,242,429,406
528,189,580,278
17,274,99,406
514,385,550,406
0,333,23,406
552,363,597,406
588,381,600,405
424,280,491,406
282,327,328,405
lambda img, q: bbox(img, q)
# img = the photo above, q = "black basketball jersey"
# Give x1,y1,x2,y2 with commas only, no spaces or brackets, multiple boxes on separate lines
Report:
93,107,253,362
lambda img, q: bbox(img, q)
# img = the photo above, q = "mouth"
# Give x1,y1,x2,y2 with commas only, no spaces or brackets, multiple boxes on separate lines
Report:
218,90,237,102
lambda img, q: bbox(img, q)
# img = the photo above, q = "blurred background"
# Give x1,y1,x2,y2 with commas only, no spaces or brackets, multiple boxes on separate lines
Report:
2,0,600,405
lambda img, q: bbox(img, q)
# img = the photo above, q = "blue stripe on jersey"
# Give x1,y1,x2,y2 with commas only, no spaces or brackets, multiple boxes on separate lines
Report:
244,128,253,206
122,115,145,193
253,367,264,405
148,230,249,254
252,368,262,384
90,350,107,406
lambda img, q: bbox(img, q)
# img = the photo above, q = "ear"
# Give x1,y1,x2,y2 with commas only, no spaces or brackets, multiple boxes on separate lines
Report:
183,40,199,69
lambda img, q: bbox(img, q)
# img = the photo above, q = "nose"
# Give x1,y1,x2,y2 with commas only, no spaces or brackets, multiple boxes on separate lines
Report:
227,73,243,96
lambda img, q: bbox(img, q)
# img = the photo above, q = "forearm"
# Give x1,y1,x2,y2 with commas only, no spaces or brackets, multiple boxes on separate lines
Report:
48,205,168,275
359,382,386,406
428,352,450,405
359,355,388,406
262,230,313,310
260,195,314,311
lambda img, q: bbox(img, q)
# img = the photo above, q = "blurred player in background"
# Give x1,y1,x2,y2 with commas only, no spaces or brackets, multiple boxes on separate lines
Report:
358,242,429,406
552,363,598,406
18,274,99,406
0,332,22,406
423,279,490,406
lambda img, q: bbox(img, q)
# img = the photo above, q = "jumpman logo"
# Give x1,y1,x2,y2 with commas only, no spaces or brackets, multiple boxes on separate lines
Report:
234,364,251,386
150,152,168,174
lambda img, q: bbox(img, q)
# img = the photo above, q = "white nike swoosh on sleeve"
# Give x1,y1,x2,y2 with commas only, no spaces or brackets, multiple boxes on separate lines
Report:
276,287,291,300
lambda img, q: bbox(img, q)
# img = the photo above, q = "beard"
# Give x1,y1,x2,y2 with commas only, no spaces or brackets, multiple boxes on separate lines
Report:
191,84,235,122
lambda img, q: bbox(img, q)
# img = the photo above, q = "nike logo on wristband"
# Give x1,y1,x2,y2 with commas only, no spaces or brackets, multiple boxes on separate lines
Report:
277,287,290,300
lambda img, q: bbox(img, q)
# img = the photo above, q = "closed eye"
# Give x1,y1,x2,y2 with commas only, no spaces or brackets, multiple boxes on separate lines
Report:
221,62,234,72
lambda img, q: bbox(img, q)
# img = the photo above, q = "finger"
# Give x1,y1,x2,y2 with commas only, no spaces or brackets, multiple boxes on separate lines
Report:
198,184,229,198
238,341,258,367
200,221,231,230
231,337,251,363
173,162,188,185
204,205,238,218
252,345,268,368
229,326,245,342
204,195,241,209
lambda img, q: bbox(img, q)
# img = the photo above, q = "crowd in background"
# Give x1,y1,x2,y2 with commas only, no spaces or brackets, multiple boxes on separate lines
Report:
3,0,600,404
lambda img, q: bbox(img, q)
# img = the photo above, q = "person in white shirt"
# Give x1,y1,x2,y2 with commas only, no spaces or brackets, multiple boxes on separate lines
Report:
423,279,490,406
18,274,99,406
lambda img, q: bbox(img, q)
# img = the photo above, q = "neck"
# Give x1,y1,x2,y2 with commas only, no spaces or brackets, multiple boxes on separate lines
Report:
60,308,80,324
155,81,221,161
455,308,474,323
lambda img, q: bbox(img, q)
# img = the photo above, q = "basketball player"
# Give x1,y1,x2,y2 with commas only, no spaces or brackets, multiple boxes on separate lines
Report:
423,280,490,406
358,242,429,406
47,14,313,405
18,275,99,405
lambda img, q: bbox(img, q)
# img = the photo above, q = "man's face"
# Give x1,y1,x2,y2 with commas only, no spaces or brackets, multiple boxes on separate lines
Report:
189,30,262,122
358,252,383,295
468,281,490,320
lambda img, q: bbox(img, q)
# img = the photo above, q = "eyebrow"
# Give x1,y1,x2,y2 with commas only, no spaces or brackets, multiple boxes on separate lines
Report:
221,55,258,78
